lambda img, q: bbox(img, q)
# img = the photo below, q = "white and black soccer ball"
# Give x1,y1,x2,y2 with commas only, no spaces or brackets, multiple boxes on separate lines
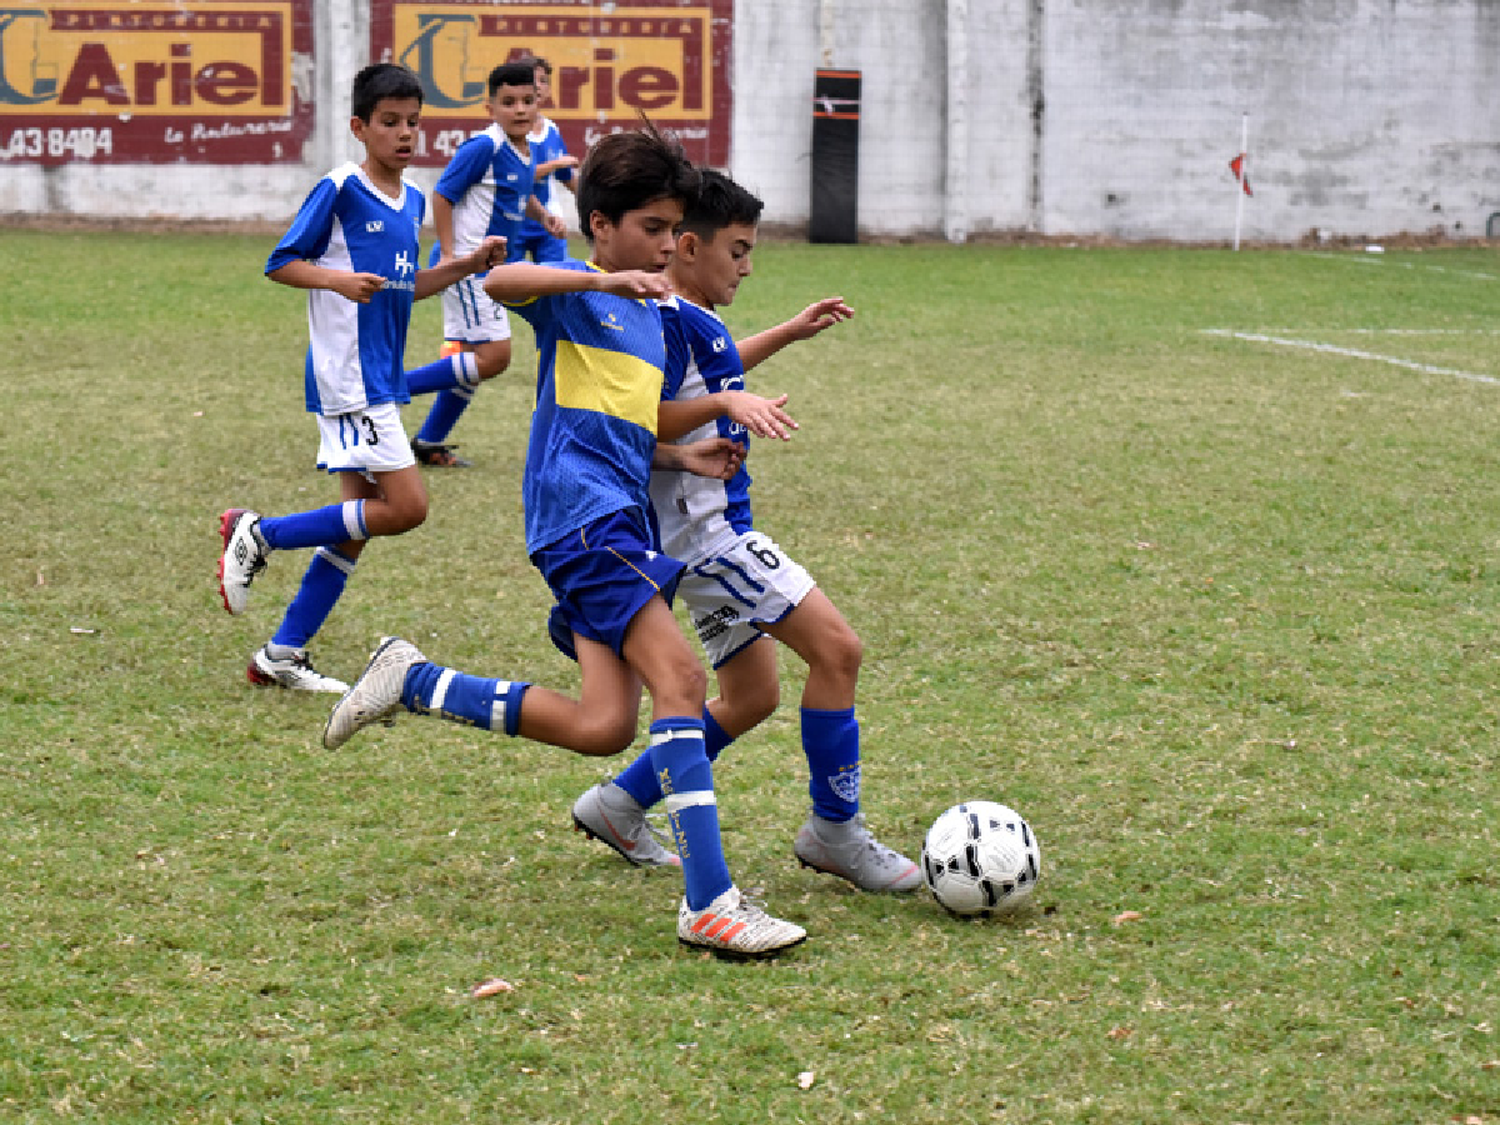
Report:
921,800,1041,917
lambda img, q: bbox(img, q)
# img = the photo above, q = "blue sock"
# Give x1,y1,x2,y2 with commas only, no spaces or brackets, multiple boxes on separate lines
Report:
269,547,355,649
613,705,732,809
407,353,478,396
802,706,861,822
259,501,367,551
414,387,475,445
401,661,529,735
651,717,731,910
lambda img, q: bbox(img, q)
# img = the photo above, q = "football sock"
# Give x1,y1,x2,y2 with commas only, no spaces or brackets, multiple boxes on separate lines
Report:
406,352,479,396
414,386,476,445
802,706,861,822
269,547,356,650
259,501,367,551
650,717,731,910
399,662,529,735
612,704,732,809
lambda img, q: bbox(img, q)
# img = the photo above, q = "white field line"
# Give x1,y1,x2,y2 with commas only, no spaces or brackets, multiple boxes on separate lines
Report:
1201,329,1500,386
1307,252,1499,282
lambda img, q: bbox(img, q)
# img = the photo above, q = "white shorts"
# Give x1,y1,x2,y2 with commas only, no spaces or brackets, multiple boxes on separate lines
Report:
675,531,816,668
316,403,416,477
441,273,512,344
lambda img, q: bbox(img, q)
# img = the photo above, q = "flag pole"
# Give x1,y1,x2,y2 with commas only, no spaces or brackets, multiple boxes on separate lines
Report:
1233,112,1248,251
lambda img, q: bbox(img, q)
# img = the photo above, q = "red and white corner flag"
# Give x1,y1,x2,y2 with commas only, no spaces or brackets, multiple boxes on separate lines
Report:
1229,153,1252,196
1231,113,1250,251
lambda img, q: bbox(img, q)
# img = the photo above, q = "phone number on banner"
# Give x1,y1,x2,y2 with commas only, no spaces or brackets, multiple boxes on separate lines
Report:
2,127,115,161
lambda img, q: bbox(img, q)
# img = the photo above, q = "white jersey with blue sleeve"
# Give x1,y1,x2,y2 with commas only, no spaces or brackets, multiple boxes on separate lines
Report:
434,124,537,257
649,297,756,562
266,162,426,417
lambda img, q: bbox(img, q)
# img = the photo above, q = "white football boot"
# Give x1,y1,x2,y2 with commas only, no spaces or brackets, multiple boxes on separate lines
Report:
794,812,923,892
677,886,807,959
217,508,270,615
323,636,425,749
247,646,349,694
572,783,681,867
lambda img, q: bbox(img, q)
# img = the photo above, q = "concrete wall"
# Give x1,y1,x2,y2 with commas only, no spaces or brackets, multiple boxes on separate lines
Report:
4,0,1498,242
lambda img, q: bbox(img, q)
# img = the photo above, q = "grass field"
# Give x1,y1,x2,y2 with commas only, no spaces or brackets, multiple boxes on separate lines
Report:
3,227,1499,1123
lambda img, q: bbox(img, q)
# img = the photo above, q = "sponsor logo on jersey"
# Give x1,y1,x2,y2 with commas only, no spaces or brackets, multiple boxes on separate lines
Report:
394,250,413,275
600,312,624,332
711,336,727,352
367,220,385,233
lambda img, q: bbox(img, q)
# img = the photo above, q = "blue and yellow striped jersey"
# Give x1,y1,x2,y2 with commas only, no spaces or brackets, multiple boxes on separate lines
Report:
509,259,667,553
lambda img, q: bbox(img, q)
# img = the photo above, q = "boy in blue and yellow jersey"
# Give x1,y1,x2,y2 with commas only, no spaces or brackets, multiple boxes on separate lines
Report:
215,63,502,692
570,170,921,894
324,126,808,960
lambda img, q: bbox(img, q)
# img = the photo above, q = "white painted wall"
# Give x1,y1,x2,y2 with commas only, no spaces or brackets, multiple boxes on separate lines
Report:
4,0,1498,242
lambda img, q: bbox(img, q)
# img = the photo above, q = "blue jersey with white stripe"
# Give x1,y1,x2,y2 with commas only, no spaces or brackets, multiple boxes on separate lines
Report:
518,119,573,241
266,163,425,416
508,259,667,554
649,297,755,562
434,124,537,263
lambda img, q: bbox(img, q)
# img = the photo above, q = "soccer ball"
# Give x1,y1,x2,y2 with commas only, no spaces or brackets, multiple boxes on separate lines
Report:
920,800,1041,917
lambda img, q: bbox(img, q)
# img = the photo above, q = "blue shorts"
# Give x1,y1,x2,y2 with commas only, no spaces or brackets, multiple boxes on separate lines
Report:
511,229,568,264
532,508,684,660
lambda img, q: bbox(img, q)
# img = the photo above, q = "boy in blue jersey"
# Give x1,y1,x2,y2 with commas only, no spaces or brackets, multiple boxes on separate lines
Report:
571,170,922,893
215,63,504,691
323,127,807,959
409,61,566,469
511,57,578,264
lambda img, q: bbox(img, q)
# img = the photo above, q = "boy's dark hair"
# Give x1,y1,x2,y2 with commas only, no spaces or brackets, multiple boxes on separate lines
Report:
351,63,423,122
518,55,552,76
488,61,537,95
680,168,764,239
576,122,700,240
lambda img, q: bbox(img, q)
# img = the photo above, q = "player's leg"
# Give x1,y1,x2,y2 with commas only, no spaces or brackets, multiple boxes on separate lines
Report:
218,407,419,616
322,632,641,753
594,635,776,818
620,598,806,957
763,588,920,892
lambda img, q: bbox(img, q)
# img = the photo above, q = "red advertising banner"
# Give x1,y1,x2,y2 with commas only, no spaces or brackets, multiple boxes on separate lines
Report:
370,1,732,169
0,2,314,165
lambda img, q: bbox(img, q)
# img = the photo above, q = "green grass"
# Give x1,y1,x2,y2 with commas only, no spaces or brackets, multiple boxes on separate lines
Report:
3,228,1500,1123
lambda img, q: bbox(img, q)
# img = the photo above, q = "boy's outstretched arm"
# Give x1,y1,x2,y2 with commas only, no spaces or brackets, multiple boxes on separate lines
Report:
658,391,798,443
483,261,670,303
736,296,854,371
414,235,506,300
268,260,386,304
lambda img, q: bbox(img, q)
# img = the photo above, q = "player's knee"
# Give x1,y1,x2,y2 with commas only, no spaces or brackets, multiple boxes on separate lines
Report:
387,494,428,534
574,712,637,756
736,677,780,727
474,344,511,381
816,626,863,685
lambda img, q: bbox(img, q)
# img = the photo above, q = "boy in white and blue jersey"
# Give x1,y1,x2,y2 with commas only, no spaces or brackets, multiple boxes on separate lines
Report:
324,127,807,960
409,61,566,469
511,57,577,264
572,170,921,894
215,63,503,692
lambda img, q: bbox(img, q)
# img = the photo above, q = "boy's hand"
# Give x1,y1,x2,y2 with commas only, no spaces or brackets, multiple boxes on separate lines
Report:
655,437,746,480
785,296,854,340
463,235,507,273
541,213,568,239
724,390,798,441
333,272,386,304
597,270,672,299
538,156,580,178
